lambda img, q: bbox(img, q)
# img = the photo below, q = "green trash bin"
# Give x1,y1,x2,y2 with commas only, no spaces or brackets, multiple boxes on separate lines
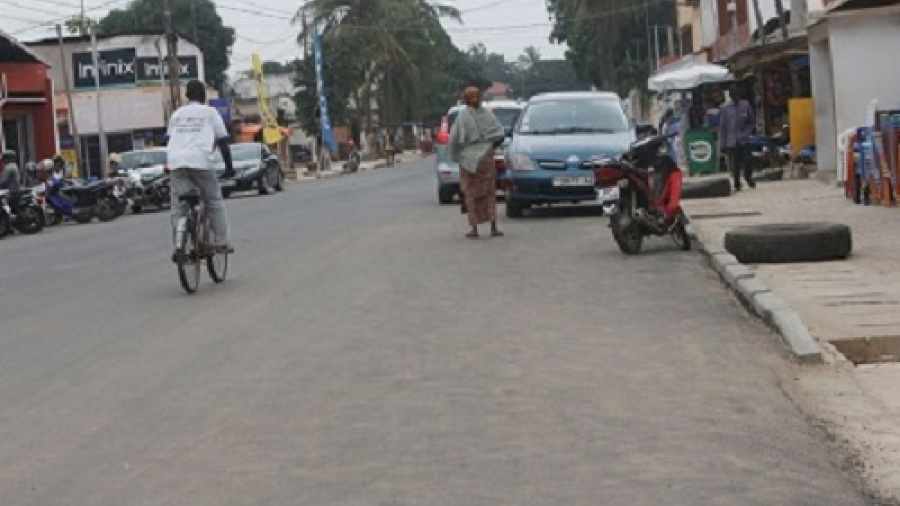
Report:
684,128,720,176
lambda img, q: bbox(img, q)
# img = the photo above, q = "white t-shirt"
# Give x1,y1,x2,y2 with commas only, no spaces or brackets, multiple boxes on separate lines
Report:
166,102,229,170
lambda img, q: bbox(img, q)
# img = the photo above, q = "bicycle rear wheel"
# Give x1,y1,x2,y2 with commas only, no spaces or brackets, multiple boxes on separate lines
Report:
176,218,201,294
207,251,228,283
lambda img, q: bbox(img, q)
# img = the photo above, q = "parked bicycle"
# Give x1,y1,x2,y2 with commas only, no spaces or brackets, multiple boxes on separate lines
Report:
173,189,229,294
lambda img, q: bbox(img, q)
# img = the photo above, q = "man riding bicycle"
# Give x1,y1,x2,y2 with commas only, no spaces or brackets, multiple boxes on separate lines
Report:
166,80,235,260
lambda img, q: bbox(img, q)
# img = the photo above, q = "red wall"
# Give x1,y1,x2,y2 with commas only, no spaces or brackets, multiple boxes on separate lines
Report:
0,62,49,93
3,77,57,161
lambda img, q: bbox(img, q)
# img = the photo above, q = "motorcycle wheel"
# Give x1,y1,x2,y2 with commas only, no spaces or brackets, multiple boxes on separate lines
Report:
74,212,93,224
0,211,10,239
14,206,45,235
610,206,643,255
671,221,692,251
97,198,118,222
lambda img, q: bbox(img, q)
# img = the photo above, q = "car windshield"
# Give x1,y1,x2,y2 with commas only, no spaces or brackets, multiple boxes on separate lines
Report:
489,107,522,133
120,150,166,170
518,98,629,135
212,144,261,164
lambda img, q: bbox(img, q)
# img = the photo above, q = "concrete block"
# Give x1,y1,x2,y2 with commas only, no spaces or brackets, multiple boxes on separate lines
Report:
711,252,740,277
698,240,727,258
771,309,824,364
722,263,754,288
751,291,789,322
734,277,771,304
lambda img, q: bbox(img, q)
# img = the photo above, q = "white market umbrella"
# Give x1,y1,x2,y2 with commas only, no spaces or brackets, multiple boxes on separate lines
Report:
648,62,734,92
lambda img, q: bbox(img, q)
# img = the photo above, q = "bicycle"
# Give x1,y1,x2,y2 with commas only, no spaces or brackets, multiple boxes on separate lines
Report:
174,189,228,294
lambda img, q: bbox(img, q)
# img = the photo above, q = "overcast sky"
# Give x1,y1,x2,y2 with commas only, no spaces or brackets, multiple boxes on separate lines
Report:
5,0,568,76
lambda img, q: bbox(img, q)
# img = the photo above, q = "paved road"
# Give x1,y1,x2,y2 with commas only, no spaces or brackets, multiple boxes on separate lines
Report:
0,158,873,505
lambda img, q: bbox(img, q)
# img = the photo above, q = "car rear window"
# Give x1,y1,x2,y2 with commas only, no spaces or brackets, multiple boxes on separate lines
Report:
447,107,521,132
519,98,629,135
121,150,166,170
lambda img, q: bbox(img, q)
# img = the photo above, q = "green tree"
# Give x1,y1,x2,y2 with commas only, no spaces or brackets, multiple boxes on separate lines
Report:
547,0,675,94
65,14,95,35
98,0,235,90
294,0,487,131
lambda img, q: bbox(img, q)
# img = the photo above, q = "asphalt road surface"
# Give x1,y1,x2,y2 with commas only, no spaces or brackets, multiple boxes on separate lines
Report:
0,157,874,505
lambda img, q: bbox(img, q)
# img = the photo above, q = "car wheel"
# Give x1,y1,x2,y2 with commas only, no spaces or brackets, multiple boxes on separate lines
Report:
724,222,852,264
258,174,272,196
438,186,454,205
222,189,231,199
132,205,143,214
0,211,11,239
274,168,284,192
506,197,526,219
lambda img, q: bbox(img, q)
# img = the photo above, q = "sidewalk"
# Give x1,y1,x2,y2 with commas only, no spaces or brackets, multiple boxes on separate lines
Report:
683,175,900,502
289,151,428,183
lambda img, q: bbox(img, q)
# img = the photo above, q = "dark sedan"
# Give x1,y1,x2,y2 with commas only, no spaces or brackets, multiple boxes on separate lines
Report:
215,143,284,198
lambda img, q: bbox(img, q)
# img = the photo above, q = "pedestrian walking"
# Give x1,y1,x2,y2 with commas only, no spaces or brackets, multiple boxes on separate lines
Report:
719,85,756,191
449,86,506,239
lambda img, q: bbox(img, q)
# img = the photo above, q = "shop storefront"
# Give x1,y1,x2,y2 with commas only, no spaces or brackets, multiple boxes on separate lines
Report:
26,32,204,177
0,33,57,167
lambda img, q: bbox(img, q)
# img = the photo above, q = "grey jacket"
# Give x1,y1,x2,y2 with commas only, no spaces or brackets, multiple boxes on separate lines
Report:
718,100,755,148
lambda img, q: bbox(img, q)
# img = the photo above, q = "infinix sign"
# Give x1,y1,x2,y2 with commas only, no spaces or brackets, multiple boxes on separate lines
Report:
136,56,200,84
72,48,137,89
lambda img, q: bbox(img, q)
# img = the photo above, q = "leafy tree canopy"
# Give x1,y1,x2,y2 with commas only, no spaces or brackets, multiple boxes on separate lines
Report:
98,0,236,90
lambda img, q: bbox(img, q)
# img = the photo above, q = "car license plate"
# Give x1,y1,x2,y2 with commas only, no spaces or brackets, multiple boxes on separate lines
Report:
552,176,594,187
597,186,620,203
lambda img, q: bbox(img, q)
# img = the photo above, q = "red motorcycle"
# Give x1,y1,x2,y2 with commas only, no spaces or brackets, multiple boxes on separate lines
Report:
591,134,691,255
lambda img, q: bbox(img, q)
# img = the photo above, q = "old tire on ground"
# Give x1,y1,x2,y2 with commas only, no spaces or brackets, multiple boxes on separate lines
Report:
681,177,732,199
724,222,852,264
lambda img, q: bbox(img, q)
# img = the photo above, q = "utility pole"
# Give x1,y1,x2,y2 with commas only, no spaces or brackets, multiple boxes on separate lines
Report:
89,23,108,179
163,0,181,115
56,24,83,175
667,26,675,60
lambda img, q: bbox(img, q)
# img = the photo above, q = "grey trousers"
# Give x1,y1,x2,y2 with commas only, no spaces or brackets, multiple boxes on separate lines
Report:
169,168,230,247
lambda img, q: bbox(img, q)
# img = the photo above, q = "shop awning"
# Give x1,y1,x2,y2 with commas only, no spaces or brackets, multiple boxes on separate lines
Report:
729,34,809,73
648,62,733,92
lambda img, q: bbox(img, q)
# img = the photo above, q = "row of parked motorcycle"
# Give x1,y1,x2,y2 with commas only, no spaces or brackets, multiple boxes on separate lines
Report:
0,167,170,239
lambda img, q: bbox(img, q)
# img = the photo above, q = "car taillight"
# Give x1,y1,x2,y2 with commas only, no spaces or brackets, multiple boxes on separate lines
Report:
494,158,506,170
440,171,453,180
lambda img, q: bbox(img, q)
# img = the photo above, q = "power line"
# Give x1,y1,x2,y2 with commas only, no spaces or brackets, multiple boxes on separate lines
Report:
10,0,131,35
7,0,72,17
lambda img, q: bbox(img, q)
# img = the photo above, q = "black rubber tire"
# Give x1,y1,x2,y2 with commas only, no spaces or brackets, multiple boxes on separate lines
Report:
97,199,118,222
681,178,732,199
207,251,229,284
671,222,691,251
506,197,526,219
611,212,643,254
438,187,454,205
724,222,852,264
258,175,272,196
177,226,201,294
274,169,284,192
13,206,45,235
132,205,143,214
0,212,10,239
74,213,93,224
221,189,231,199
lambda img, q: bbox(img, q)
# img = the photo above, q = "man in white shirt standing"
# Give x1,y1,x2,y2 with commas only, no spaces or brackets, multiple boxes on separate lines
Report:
167,80,235,257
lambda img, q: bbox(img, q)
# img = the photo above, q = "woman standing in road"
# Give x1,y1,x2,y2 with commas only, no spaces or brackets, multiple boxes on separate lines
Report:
450,87,506,239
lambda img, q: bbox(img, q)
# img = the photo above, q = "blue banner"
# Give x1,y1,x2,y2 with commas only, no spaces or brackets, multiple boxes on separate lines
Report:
208,98,232,123
314,27,336,153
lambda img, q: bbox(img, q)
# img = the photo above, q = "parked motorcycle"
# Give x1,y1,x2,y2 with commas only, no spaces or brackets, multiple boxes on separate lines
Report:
0,187,45,237
748,124,791,171
593,134,691,255
46,177,120,224
126,172,170,213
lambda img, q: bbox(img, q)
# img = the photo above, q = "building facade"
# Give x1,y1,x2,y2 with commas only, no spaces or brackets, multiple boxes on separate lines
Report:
0,32,57,167
26,32,205,174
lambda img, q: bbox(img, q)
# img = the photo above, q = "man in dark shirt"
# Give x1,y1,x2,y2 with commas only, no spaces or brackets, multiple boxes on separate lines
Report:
719,85,756,191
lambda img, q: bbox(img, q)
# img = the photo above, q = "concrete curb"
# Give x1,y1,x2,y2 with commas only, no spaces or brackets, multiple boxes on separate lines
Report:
690,228,824,364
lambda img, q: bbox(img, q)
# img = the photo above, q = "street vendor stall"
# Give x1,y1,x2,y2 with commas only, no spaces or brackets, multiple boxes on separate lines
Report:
649,61,734,176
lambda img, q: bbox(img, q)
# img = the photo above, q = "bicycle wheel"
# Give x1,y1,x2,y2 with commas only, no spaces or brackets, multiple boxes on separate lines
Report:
207,249,228,283
176,216,201,294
